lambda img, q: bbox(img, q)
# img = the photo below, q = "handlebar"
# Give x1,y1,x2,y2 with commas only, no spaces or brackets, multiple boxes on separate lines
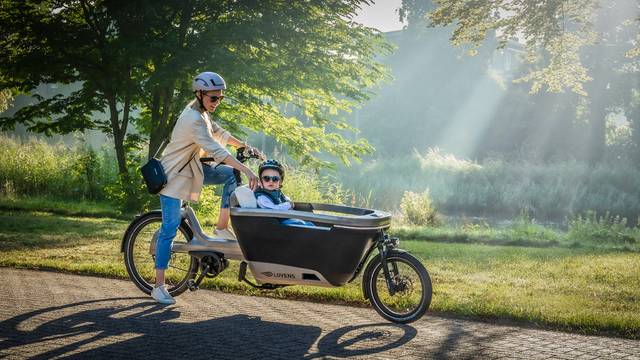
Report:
199,147,261,186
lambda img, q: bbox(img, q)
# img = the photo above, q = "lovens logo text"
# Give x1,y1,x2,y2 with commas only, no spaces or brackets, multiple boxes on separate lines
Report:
261,271,295,279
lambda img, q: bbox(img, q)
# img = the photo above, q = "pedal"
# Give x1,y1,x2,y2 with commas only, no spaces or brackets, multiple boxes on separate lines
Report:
187,279,198,291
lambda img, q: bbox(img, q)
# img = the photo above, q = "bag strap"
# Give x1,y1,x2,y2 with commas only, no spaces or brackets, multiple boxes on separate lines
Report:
178,152,196,173
152,108,198,173
151,115,182,159
151,121,196,174
152,137,169,159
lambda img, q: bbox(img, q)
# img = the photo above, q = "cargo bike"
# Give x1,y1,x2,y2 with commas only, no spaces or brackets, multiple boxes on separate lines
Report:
122,150,432,323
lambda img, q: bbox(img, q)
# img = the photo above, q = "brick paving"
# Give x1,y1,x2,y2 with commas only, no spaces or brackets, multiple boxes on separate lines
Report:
0,268,638,359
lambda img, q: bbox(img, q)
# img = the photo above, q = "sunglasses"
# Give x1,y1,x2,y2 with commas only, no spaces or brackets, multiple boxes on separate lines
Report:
207,95,224,103
261,175,281,183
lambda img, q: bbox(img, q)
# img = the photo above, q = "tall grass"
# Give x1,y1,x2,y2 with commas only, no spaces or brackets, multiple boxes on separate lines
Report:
0,135,117,200
337,148,640,221
0,135,346,216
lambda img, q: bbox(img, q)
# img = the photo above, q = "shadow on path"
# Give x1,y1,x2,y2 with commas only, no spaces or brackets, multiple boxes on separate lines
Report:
0,297,416,359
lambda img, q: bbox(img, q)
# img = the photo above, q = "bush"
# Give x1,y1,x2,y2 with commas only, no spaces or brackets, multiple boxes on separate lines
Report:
567,211,638,245
399,190,438,226
281,168,345,205
336,148,640,221
104,172,158,213
506,209,560,243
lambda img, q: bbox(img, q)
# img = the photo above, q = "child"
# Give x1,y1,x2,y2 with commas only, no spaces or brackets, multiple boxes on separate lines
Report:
254,159,314,226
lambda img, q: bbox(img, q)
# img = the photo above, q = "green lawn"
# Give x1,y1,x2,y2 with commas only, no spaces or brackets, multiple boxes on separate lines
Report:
0,209,638,339
0,195,128,219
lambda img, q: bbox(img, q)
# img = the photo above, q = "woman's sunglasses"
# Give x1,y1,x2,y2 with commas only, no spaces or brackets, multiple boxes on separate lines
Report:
207,95,224,103
261,175,281,182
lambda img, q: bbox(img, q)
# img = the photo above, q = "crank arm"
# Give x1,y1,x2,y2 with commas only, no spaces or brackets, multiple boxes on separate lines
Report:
188,264,211,291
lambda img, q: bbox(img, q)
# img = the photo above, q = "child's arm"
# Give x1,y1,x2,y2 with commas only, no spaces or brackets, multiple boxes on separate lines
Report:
284,195,294,209
256,195,292,210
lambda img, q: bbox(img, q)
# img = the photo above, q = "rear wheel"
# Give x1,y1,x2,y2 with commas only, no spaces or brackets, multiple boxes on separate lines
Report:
363,250,432,324
123,212,198,296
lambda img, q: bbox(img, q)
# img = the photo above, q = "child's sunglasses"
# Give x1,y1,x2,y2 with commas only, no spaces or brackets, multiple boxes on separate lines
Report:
261,175,281,182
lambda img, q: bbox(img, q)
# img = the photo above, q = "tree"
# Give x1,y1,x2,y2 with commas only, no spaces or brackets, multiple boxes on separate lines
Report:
0,0,146,175
0,0,391,177
406,0,639,163
133,0,391,168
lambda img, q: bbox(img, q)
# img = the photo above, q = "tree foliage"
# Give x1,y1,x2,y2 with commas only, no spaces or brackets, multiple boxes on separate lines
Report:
0,0,391,174
424,0,638,96
397,0,640,163
0,89,11,113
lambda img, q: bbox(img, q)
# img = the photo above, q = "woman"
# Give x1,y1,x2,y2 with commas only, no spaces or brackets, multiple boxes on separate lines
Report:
152,71,264,304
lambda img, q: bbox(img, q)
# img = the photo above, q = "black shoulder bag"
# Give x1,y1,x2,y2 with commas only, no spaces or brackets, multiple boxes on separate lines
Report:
140,132,195,194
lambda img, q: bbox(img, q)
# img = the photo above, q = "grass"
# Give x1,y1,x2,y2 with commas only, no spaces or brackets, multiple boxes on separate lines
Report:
392,222,640,252
0,195,129,219
0,208,638,339
0,135,117,201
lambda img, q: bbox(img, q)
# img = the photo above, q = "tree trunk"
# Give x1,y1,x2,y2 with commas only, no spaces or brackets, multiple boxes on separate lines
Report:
147,3,193,159
147,85,176,159
107,95,128,175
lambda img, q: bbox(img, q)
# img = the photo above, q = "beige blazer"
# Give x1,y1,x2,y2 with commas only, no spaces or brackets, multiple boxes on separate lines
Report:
159,102,232,202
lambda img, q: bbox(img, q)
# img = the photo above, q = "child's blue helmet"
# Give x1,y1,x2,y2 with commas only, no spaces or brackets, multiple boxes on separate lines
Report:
259,159,285,180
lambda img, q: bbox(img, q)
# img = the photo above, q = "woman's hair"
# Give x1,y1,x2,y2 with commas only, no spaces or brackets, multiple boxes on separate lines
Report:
189,98,206,113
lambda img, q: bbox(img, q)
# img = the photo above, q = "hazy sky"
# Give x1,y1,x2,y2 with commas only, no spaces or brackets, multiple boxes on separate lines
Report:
353,0,405,32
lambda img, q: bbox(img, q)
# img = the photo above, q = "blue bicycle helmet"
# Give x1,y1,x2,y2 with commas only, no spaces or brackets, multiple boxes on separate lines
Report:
259,159,285,180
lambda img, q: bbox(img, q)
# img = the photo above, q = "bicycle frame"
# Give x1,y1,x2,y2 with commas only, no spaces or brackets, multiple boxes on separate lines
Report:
167,205,245,261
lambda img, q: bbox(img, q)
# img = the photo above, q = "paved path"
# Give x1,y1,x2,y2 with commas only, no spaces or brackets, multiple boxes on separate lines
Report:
0,268,638,359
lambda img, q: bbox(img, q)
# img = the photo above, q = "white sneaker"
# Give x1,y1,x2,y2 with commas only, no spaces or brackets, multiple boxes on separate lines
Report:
214,228,236,239
151,285,176,305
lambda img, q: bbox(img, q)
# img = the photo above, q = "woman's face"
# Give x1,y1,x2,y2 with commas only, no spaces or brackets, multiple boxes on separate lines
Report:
201,90,224,112
260,169,282,191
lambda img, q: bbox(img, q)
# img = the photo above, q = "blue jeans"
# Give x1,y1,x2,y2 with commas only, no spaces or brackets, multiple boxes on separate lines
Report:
155,164,237,270
156,194,182,270
203,164,237,209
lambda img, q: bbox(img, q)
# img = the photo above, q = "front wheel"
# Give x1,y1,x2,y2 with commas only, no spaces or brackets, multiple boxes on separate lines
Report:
363,250,432,324
123,211,198,296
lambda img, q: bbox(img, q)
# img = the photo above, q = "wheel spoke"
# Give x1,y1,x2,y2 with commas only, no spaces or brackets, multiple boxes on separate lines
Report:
168,263,190,273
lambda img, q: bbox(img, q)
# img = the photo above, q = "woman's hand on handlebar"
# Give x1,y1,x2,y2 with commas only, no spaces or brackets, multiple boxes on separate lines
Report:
248,146,266,161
